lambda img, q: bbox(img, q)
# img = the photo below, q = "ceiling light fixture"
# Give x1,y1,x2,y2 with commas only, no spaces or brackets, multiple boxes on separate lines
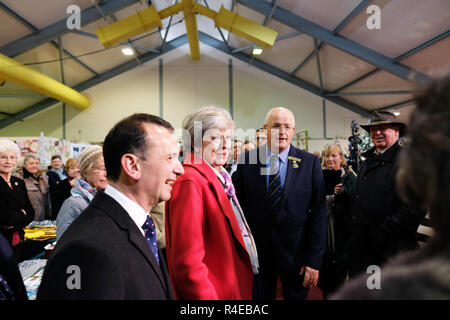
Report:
121,47,134,56
393,112,400,116
252,47,263,55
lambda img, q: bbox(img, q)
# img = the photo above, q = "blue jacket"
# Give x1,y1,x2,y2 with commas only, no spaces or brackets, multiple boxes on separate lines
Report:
55,182,91,240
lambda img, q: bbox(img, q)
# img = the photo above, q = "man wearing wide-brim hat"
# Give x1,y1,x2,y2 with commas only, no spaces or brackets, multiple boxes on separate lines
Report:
347,110,426,279
360,110,407,151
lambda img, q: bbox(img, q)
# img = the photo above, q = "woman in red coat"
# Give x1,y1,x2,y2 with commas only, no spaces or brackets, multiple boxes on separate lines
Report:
165,106,258,300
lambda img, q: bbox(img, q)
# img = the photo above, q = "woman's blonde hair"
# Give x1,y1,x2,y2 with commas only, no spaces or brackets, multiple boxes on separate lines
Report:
322,144,347,169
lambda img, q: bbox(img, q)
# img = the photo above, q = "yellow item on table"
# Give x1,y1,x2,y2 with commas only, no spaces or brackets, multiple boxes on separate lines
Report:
24,226,56,241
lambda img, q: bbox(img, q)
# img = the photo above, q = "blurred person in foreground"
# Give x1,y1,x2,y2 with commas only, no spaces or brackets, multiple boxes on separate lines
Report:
165,106,257,299
333,74,450,299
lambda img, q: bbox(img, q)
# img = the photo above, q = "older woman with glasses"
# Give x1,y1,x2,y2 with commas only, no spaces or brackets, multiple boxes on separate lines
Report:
0,140,34,256
56,145,108,240
165,106,257,300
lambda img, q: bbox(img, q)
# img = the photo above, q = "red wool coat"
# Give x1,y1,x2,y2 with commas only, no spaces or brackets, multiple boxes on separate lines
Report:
165,153,254,300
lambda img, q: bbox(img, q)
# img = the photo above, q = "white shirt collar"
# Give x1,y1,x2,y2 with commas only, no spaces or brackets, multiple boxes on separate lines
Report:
104,184,148,236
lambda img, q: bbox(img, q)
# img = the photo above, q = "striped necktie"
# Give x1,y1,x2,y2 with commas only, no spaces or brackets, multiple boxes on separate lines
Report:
268,155,282,212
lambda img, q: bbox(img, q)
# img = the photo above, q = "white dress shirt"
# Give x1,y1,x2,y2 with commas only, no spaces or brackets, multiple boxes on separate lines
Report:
104,184,149,237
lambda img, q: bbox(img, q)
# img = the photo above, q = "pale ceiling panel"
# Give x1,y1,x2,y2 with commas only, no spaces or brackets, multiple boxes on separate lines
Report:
235,3,265,24
74,45,136,75
341,70,418,91
227,33,253,53
128,31,164,54
340,70,416,111
14,43,62,82
317,44,378,91
258,34,316,74
0,9,33,47
338,0,450,59
266,17,300,38
344,93,414,111
60,56,95,88
110,1,149,20
0,96,43,115
1,0,93,30
277,0,363,30
401,37,450,78
390,104,417,125
293,54,320,89
60,31,104,59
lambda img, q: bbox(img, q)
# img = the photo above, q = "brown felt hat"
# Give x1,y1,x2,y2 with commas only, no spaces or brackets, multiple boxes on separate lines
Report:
360,110,407,137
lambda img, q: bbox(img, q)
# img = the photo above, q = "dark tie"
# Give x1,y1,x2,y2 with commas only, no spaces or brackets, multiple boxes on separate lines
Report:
268,155,282,212
142,215,159,265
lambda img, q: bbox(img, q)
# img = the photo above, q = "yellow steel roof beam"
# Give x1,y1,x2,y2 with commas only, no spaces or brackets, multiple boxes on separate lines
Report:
95,3,278,59
0,53,90,110
159,2,183,19
214,5,277,49
192,2,217,20
182,0,200,60
96,5,164,48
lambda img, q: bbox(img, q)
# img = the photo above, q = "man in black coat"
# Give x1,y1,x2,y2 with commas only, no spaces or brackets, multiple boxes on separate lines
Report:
37,114,184,299
348,111,426,278
233,107,326,300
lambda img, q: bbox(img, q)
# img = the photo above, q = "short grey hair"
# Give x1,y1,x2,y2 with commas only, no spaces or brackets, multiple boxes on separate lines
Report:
264,107,296,127
0,139,20,159
182,106,235,152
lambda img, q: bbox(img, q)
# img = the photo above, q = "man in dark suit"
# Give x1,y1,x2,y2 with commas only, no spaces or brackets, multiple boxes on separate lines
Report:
233,107,326,300
38,113,184,299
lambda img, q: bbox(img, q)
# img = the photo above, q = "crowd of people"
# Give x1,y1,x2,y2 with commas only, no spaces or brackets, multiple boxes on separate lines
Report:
0,74,449,300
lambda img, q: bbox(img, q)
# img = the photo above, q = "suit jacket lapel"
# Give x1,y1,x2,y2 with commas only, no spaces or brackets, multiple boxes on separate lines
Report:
280,146,301,216
90,192,168,295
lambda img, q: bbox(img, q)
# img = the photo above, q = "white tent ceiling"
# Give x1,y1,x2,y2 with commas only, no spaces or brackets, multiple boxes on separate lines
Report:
0,0,449,128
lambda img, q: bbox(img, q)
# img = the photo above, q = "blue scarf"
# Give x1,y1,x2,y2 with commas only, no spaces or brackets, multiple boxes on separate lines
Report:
71,179,97,202
52,168,67,180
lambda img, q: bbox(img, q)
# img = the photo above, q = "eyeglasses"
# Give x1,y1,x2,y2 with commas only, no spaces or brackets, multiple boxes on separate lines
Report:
91,167,106,173
268,124,293,131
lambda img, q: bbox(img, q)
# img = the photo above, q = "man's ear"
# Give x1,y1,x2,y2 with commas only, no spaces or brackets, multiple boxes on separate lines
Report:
120,153,141,181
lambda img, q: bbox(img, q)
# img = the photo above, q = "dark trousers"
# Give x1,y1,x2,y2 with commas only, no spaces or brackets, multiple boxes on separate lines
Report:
253,270,309,300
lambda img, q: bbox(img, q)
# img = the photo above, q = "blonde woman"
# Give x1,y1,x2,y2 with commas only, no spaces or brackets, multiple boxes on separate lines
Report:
320,144,356,298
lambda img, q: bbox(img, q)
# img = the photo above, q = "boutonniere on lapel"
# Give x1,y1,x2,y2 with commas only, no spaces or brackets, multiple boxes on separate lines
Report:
288,156,301,169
